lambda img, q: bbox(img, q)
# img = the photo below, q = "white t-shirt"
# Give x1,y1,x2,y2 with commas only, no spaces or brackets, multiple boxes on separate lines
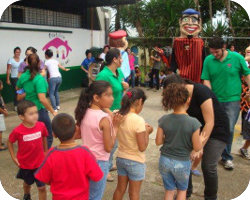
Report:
7,57,23,78
45,59,61,78
99,53,106,61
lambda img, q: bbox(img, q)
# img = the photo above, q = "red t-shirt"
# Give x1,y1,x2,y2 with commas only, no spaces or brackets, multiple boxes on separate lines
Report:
9,122,48,169
35,145,103,200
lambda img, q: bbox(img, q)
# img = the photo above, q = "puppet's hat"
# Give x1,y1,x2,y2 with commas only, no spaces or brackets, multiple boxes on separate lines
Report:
182,8,200,16
109,30,127,39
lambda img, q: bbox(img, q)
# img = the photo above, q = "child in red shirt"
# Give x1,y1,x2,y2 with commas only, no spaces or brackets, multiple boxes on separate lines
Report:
8,100,48,200
35,113,103,200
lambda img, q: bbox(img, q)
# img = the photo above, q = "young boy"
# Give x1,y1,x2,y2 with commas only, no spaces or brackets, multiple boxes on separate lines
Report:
8,100,48,200
35,113,103,200
0,80,8,151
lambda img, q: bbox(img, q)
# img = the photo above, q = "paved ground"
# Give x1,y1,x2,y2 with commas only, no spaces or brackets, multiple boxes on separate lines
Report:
0,88,249,200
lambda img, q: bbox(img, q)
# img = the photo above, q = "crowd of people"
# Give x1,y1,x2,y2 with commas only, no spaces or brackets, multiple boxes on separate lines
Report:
0,36,249,200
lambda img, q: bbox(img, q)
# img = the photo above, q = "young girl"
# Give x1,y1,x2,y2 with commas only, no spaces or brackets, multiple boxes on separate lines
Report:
0,80,8,151
113,88,153,200
75,81,118,200
156,83,206,200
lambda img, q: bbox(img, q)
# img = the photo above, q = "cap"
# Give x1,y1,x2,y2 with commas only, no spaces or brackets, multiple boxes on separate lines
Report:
182,8,200,16
109,30,127,39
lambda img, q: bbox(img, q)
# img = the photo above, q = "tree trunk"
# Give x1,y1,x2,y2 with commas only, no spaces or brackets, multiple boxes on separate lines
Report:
209,0,213,22
224,0,235,36
115,5,121,31
143,46,147,74
193,0,200,13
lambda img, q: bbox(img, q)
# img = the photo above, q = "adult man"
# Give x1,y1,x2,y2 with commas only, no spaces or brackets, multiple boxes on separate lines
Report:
149,52,161,91
201,37,250,170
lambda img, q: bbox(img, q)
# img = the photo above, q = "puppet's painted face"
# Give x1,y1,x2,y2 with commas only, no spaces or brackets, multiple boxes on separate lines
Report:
179,14,201,37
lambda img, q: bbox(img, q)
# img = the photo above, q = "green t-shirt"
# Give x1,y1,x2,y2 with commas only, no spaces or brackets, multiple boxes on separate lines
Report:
159,114,201,161
17,70,48,110
201,51,250,102
96,66,124,111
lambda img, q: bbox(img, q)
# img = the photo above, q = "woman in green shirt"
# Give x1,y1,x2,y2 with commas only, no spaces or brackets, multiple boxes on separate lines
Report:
17,54,56,148
96,48,129,181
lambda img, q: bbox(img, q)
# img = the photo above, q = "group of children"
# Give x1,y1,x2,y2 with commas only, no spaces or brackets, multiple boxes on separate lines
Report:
4,79,208,200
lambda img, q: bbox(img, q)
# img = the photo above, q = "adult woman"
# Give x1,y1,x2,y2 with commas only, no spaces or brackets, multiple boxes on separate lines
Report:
96,48,128,181
17,54,56,149
99,44,110,61
6,47,23,110
163,74,229,200
126,48,135,88
18,47,46,78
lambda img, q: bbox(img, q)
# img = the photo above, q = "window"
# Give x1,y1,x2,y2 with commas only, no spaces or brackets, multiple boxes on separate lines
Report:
11,7,24,23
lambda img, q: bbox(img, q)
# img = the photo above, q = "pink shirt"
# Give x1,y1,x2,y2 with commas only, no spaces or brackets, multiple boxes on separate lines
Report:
80,109,114,161
128,54,135,70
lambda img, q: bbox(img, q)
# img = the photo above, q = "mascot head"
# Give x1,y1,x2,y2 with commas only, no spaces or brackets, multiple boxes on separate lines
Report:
109,30,128,50
179,8,202,38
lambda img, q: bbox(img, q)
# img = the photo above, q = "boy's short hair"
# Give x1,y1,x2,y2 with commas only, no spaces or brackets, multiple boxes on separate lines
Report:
45,49,53,58
85,49,91,57
52,113,76,141
208,37,225,49
17,100,36,115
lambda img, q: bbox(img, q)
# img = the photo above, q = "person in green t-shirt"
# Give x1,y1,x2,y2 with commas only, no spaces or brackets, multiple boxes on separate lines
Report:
96,48,129,182
201,37,250,170
17,54,57,148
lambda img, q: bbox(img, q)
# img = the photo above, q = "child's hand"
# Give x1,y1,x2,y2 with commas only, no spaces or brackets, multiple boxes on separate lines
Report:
145,123,153,134
13,157,20,167
190,149,203,161
122,82,129,90
3,109,8,116
113,113,123,128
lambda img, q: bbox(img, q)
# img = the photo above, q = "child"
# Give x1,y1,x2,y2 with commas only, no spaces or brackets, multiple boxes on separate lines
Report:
35,113,103,200
159,70,167,88
240,109,250,159
45,49,69,112
113,88,153,200
0,80,8,151
155,83,206,200
8,100,48,200
75,81,117,200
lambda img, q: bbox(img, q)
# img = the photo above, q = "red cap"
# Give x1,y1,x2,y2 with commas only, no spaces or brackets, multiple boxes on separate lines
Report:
109,30,127,39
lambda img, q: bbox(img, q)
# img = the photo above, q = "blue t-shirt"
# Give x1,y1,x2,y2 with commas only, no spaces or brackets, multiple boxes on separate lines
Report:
81,57,95,70
120,50,131,79
7,57,23,78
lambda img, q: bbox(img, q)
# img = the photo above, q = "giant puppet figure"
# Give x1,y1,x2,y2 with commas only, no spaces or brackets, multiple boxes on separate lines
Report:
171,8,205,83
109,30,131,79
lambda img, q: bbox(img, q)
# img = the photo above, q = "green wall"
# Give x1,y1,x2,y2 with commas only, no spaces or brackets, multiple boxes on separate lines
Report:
0,66,86,103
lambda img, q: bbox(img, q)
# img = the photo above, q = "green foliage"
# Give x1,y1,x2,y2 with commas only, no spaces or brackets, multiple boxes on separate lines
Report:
202,20,229,37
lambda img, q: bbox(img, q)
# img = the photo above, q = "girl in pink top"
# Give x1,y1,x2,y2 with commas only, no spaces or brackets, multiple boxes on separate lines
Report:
126,48,136,88
75,81,117,200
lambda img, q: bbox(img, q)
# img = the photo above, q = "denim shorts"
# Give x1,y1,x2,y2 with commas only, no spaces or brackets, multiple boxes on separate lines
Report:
159,155,191,190
116,157,146,181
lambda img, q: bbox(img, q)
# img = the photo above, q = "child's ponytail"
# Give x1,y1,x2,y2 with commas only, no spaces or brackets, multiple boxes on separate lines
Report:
119,88,147,115
74,81,111,125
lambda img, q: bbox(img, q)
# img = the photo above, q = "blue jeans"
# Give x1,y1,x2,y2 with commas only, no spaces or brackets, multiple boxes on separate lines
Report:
159,155,191,190
109,140,118,170
10,77,18,106
220,101,240,161
89,160,109,200
38,109,53,149
49,77,62,110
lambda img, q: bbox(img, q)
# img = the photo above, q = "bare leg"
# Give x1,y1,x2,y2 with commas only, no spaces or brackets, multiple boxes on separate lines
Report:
23,182,31,195
0,132,5,149
164,190,175,200
128,179,143,200
113,175,129,200
176,190,187,200
38,186,47,200
242,140,250,149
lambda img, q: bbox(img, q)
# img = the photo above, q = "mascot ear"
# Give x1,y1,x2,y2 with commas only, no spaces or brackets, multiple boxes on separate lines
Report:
179,18,182,26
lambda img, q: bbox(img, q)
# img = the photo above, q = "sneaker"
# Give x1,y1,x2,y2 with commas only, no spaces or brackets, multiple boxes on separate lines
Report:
54,109,58,113
57,106,60,110
240,148,250,160
191,169,202,176
23,194,31,200
221,159,234,170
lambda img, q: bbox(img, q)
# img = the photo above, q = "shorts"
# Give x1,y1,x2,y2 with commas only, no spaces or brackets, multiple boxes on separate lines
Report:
159,155,191,190
0,114,6,132
116,157,146,181
242,117,250,140
16,168,45,187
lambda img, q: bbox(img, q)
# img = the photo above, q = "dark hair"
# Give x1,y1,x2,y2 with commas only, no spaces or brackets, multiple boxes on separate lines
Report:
26,47,37,54
163,74,194,89
52,113,76,141
45,49,53,58
14,47,21,53
75,81,111,125
162,83,189,110
208,37,225,49
103,45,110,50
119,88,147,115
85,49,91,57
27,54,40,80
17,100,36,115
105,48,121,65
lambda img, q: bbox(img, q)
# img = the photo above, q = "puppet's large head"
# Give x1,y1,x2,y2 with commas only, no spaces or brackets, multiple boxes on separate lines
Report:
179,8,202,38
109,30,128,50
245,46,250,62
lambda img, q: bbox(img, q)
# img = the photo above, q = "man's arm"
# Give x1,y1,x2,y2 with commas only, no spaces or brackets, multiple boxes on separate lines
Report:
203,80,212,89
244,74,250,88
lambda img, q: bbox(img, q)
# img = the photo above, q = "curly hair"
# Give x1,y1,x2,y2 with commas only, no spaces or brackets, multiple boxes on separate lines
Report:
162,83,189,111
